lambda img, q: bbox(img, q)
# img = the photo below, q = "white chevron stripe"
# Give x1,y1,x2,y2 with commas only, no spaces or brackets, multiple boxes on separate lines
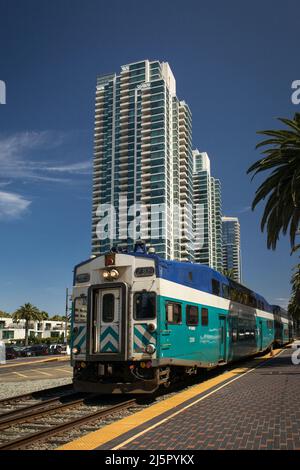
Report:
73,327,86,347
100,326,119,349
134,335,145,349
101,334,118,349
135,325,154,343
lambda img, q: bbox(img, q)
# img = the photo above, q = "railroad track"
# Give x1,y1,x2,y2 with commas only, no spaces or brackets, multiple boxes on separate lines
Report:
0,384,73,417
0,393,138,450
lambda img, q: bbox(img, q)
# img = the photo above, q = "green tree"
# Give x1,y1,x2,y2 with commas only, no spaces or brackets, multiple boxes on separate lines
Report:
13,303,43,346
51,315,63,321
39,310,49,320
247,113,300,251
0,310,11,318
288,263,300,320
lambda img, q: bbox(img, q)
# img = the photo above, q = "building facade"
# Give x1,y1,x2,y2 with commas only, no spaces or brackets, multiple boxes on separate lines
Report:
222,216,242,283
193,150,223,271
92,60,194,261
0,319,70,344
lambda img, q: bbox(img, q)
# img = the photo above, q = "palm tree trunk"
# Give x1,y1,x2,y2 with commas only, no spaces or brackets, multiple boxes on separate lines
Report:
25,319,29,346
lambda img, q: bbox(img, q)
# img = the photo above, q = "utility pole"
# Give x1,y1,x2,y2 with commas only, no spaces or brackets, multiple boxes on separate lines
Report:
65,288,68,345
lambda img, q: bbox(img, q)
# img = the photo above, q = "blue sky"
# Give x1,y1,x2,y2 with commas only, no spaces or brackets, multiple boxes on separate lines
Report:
0,0,299,315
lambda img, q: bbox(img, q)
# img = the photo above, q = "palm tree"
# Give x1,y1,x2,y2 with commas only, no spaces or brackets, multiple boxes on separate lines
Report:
221,268,236,280
51,315,63,321
39,311,49,320
288,265,300,339
0,310,11,318
247,113,300,251
13,303,42,346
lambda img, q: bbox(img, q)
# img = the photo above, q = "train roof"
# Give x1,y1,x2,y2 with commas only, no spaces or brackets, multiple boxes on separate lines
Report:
271,305,289,318
75,250,271,311
125,251,272,311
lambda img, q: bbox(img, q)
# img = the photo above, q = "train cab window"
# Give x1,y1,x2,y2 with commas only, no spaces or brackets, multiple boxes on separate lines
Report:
166,302,182,324
212,279,220,296
186,305,199,325
102,293,114,323
134,292,156,320
201,308,209,326
74,296,87,322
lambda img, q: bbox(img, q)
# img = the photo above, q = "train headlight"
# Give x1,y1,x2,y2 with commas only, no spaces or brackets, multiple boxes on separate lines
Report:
102,268,119,280
72,347,80,355
110,269,119,279
147,323,156,332
145,343,156,355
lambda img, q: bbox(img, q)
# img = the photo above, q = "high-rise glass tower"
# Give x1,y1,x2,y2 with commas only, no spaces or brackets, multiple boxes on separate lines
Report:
92,60,194,261
193,150,223,271
222,216,242,282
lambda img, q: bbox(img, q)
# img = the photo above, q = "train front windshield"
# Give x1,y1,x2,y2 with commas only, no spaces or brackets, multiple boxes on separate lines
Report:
134,292,156,320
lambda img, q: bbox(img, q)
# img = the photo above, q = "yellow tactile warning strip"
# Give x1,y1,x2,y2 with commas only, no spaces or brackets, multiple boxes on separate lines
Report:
59,349,283,451
0,356,70,369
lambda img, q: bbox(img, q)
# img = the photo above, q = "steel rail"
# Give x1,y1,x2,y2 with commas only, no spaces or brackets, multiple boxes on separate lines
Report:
0,394,87,428
0,399,137,450
0,384,73,407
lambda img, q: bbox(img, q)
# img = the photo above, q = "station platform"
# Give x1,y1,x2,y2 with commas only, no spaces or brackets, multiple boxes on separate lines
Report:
59,346,300,450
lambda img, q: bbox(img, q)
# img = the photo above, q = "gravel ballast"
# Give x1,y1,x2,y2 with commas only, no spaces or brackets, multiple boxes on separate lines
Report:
0,377,72,400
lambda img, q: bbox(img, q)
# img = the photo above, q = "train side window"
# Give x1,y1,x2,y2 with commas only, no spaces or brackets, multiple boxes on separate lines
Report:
222,284,230,299
186,305,199,325
212,279,220,296
232,328,238,342
102,293,114,323
201,308,209,326
166,302,182,324
248,295,254,308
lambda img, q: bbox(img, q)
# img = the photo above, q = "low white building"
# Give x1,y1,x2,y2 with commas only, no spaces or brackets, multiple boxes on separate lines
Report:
0,318,70,344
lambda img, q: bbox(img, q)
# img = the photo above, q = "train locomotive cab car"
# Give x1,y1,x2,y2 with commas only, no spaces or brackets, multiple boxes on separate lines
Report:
71,247,275,394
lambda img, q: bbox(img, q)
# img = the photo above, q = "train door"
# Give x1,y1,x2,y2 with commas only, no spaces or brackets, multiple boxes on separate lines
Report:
219,315,227,362
93,287,122,353
259,320,263,351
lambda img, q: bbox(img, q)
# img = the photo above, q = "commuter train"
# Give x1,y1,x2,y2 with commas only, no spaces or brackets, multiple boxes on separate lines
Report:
272,305,293,346
71,244,292,394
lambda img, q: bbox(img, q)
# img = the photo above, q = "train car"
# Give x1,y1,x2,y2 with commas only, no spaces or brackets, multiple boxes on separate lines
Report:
272,305,292,346
71,244,274,394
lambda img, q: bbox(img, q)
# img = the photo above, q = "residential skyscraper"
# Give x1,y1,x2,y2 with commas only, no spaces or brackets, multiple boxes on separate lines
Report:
193,150,223,271
222,216,242,282
92,60,194,261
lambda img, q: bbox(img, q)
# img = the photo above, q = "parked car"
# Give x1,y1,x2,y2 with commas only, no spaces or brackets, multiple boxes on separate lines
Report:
49,344,67,354
5,346,18,360
27,344,50,356
19,346,33,357
11,346,25,357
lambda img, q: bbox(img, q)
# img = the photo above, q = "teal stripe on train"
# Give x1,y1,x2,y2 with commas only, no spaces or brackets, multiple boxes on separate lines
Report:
134,324,156,353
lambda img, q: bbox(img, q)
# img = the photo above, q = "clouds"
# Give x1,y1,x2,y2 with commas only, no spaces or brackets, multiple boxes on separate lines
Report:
45,160,92,174
0,190,31,219
0,130,92,220
0,131,92,183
